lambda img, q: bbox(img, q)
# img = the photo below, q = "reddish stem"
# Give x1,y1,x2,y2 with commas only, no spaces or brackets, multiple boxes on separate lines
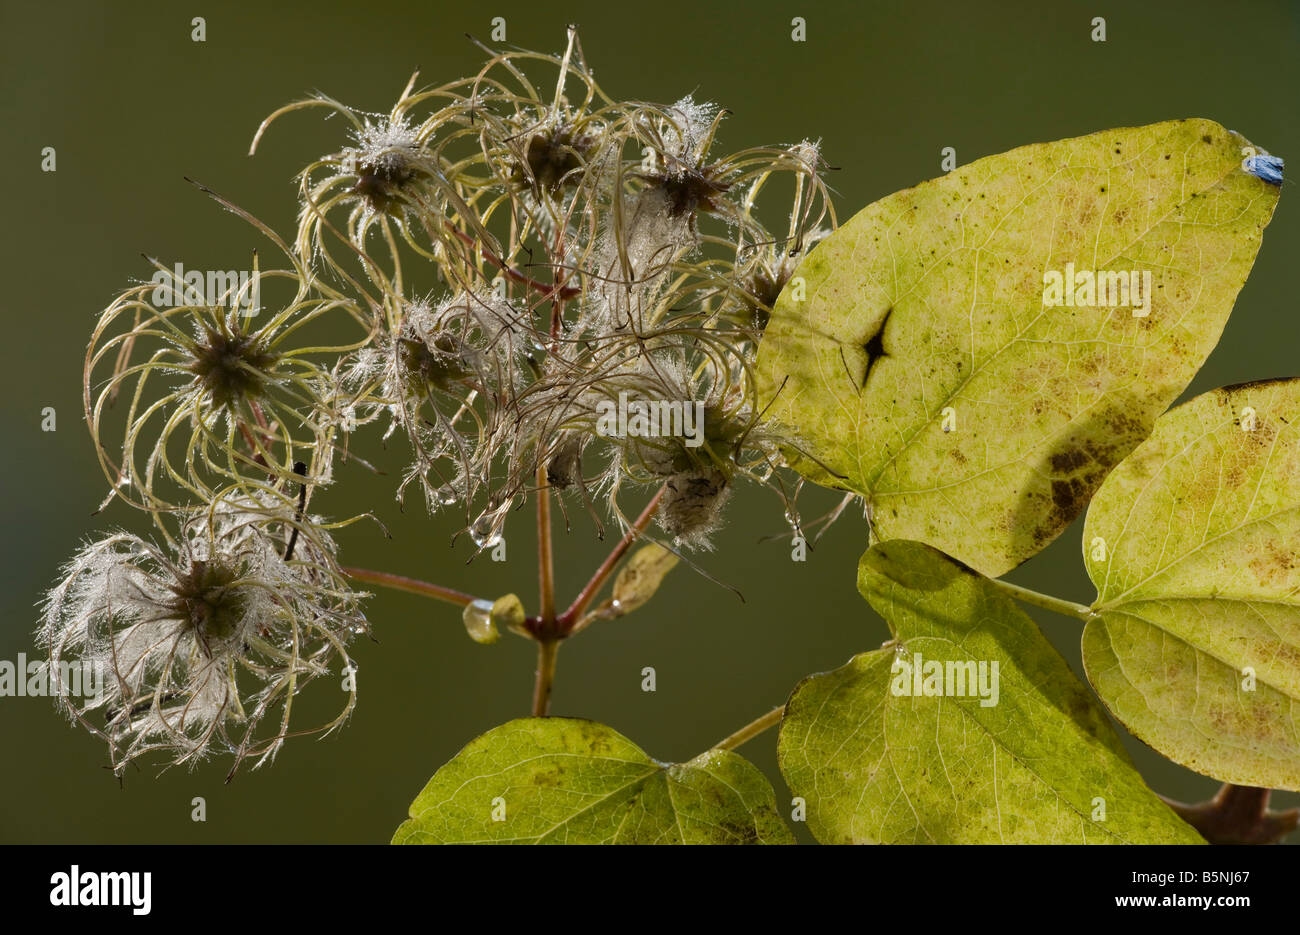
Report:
531,639,559,717
443,222,580,301
236,421,269,468
341,566,478,608
1162,784,1299,845
537,466,556,634
557,487,665,633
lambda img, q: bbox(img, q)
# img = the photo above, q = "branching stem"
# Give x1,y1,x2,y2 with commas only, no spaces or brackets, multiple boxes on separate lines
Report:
1162,783,1299,845
558,486,665,632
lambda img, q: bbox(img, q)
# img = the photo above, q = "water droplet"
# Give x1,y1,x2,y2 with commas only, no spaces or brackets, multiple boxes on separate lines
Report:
469,500,510,548
784,506,802,536
469,520,502,548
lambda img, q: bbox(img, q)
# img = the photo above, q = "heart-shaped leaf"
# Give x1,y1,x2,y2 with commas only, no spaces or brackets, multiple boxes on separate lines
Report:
393,717,794,844
778,539,1203,844
1084,378,1300,790
757,119,1281,576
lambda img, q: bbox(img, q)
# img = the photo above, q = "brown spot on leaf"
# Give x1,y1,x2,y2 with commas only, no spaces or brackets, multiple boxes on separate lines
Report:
1247,539,1298,586
1051,478,1083,514
1050,448,1090,473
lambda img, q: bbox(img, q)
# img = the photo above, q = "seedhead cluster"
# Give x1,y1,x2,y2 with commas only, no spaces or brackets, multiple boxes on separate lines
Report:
50,29,835,774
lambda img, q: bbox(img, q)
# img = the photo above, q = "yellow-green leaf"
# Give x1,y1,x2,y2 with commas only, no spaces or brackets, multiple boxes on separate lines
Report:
757,119,1281,576
393,718,794,844
1084,378,1300,790
777,539,1203,844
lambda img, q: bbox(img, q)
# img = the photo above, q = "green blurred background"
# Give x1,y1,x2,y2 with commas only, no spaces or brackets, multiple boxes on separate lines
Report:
1,0,1297,843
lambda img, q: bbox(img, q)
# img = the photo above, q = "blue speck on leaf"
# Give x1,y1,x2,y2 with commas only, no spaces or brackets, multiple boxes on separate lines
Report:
1243,153,1284,185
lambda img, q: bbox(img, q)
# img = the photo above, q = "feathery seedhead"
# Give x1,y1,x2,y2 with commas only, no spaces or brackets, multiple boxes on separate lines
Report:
39,494,367,776
658,468,732,549
86,251,370,511
344,118,435,217
513,118,603,195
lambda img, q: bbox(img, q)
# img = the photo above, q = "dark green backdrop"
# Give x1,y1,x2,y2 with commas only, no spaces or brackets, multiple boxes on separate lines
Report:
2,0,1297,843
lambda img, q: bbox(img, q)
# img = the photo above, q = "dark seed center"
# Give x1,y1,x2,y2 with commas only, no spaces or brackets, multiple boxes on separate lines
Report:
188,328,279,410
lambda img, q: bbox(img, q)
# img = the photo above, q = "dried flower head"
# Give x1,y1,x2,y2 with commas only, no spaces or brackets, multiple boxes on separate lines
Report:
85,233,373,512
39,491,368,776
54,28,846,787
345,288,538,512
253,70,514,294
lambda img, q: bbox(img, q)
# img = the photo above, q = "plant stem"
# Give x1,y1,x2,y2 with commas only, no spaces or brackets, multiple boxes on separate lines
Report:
713,705,784,752
443,222,580,301
1161,783,1298,845
990,578,1094,621
558,486,665,631
341,566,477,608
532,639,559,717
537,466,556,631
